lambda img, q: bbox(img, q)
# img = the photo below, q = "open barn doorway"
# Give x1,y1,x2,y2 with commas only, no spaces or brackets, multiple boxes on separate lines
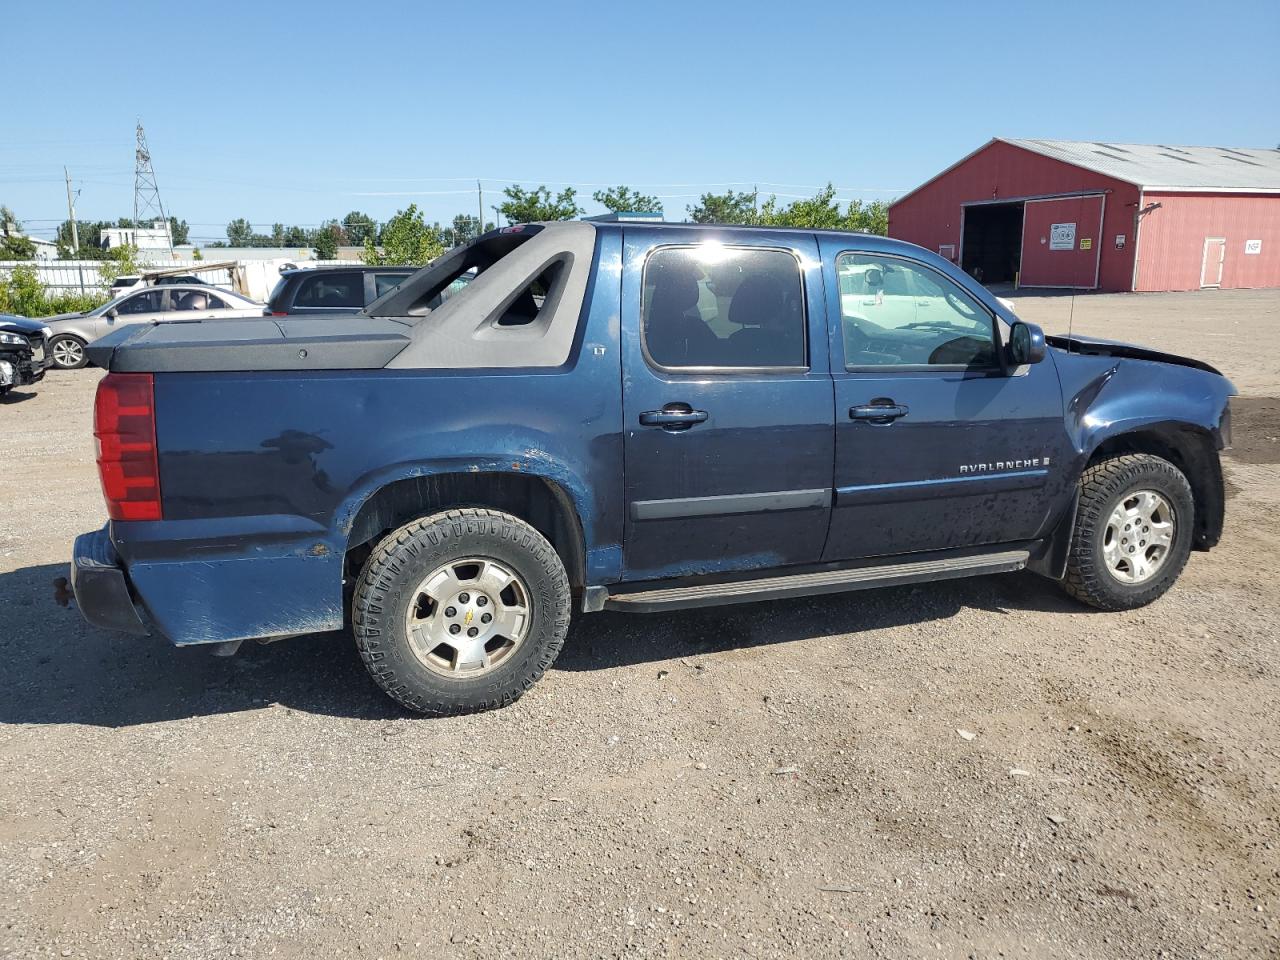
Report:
961,202,1023,284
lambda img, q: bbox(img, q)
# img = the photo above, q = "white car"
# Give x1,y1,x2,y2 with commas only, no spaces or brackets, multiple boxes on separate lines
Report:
44,285,263,369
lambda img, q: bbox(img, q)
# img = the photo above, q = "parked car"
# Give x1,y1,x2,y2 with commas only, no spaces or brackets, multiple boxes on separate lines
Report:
70,222,1234,716
0,313,49,397
109,274,209,294
265,266,416,317
44,284,263,369
265,265,472,317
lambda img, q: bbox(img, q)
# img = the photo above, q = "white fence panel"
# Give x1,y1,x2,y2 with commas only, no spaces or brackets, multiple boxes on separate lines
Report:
0,260,278,300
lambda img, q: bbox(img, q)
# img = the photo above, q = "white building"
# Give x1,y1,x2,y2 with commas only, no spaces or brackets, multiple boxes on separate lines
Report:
101,220,173,251
30,237,58,260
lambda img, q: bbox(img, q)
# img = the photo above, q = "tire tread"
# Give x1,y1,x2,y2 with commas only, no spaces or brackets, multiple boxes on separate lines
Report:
1061,453,1193,610
352,508,571,715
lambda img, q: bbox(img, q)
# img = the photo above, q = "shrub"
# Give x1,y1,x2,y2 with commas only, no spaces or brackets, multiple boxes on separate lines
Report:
0,265,109,317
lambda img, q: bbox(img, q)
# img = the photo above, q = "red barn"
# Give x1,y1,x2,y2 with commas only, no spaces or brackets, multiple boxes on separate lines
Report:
888,138,1280,292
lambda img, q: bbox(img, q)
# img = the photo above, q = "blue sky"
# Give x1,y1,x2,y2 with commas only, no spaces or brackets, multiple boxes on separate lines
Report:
4,0,1277,245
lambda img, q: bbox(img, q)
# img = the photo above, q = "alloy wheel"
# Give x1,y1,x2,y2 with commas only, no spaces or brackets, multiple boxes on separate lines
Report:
1102,489,1175,584
52,338,84,368
403,557,531,678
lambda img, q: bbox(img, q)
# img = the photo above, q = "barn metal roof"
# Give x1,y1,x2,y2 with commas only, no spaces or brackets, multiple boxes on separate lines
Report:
1003,138,1280,193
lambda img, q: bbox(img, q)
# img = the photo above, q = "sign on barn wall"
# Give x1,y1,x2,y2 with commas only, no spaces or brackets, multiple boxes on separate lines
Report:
1049,223,1076,251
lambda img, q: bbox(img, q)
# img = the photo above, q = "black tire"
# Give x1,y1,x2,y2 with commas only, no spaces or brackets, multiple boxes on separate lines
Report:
352,508,571,715
1061,453,1195,610
49,334,88,370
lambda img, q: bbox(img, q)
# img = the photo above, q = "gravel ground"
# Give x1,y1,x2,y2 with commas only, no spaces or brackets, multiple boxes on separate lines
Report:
2,288,1278,959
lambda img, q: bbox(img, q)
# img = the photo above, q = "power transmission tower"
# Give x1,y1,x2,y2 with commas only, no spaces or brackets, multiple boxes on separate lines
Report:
132,121,173,256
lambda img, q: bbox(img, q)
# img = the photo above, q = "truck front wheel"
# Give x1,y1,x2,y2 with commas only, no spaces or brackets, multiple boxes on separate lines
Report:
1060,453,1195,610
352,508,571,715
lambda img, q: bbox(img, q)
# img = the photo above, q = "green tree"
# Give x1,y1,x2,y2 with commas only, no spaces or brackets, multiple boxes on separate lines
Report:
56,219,114,258
1,205,19,231
1,205,36,259
168,216,190,245
313,225,339,259
226,218,255,246
592,185,662,215
192,248,203,261
1,234,36,259
857,199,889,236
496,185,582,224
283,225,310,247
362,204,445,265
754,184,847,229
270,223,286,246
690,184,892,235
686,189,759,224
441,213,495,248
341,211,377,246
320,219,348,245
98,244,140,288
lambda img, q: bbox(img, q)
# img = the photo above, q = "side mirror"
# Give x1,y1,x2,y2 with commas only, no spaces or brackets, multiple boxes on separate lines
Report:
1008,321,1046,366
106,308,119,319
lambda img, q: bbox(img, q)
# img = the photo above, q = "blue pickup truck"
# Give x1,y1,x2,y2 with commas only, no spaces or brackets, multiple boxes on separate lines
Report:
72,221,1233,714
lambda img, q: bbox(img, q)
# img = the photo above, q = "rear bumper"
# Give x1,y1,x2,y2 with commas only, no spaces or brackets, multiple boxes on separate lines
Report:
71,528,149,635
89,515,346,646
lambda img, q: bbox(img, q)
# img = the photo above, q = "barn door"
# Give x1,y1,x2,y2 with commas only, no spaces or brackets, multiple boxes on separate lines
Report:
1019,194,1105,288
1200,238,1226,288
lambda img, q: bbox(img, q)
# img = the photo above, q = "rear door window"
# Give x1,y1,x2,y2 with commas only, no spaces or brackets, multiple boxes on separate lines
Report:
292,272,365,308
641,246,806,369
171,290,225,311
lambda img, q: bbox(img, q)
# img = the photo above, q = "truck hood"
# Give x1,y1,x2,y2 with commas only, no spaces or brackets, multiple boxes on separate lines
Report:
1046,333,1222,376
88,316,413,373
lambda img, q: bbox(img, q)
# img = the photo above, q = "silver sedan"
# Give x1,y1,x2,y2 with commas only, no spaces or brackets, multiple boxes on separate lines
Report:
45,285,264,369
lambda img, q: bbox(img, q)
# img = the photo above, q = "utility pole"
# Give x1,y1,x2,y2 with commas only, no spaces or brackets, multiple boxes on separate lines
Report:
477,179,484,240
64,166,86,294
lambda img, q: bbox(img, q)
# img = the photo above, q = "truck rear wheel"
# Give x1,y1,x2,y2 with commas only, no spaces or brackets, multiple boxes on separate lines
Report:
352,508,571,715
1060,453,1194,610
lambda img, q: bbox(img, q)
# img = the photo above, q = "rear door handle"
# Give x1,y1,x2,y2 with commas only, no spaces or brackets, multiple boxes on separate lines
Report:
850,403,909,423
639,404,709,431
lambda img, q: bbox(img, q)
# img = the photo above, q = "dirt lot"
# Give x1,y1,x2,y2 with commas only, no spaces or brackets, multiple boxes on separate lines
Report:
2,288,1278,959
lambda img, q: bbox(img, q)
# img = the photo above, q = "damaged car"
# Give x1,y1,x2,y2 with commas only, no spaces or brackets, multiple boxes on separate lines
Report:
0,313,49,397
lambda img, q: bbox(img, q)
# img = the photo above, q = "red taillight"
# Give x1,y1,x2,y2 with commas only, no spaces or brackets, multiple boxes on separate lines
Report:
94,372,162,521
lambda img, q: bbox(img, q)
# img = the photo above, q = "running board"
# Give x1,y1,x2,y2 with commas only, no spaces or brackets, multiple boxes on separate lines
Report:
603,549,1030,613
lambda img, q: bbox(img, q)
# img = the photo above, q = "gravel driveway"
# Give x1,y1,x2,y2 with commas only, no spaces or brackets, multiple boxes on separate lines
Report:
2,289,1277,959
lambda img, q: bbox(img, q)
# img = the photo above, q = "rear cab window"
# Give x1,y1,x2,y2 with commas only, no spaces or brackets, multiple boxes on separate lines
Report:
292,272,365,309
